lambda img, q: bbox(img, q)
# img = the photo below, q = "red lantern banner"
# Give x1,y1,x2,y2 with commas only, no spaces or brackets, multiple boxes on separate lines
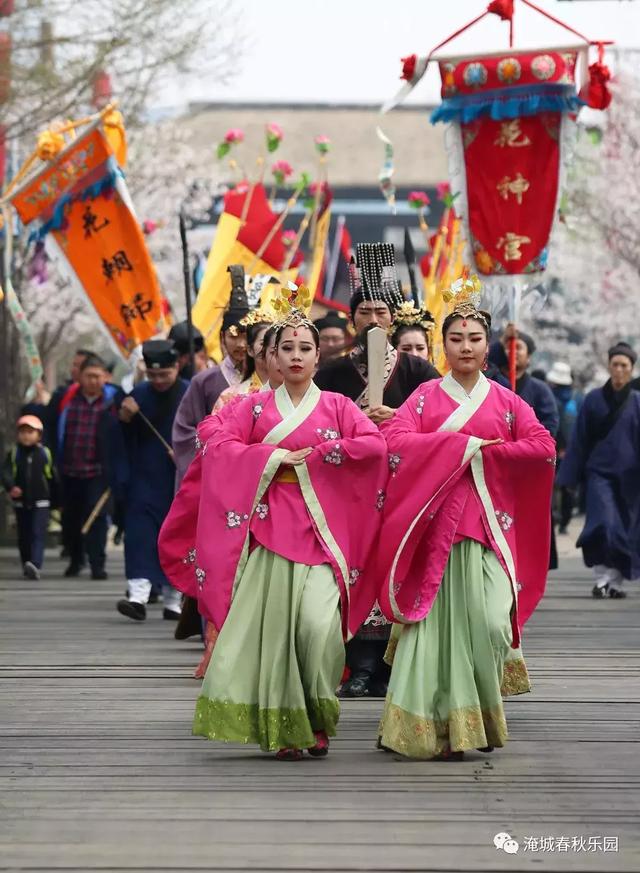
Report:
432,47,584,282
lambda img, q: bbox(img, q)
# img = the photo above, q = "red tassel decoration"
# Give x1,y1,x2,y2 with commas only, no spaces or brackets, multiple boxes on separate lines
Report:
400,54,417,83
487,0,514,21
582,44,613,111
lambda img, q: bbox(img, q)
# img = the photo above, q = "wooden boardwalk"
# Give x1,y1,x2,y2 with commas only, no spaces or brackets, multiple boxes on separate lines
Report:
1,537,639,872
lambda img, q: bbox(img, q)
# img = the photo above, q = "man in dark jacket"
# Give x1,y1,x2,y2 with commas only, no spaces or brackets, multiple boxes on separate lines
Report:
57,354,119,580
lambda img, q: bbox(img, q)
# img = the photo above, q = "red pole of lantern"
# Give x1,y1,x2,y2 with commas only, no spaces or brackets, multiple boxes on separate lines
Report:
92,69,113,109
509,337,517,391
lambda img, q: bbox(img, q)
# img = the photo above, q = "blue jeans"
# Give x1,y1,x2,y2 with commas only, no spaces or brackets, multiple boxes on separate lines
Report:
14,506,50,569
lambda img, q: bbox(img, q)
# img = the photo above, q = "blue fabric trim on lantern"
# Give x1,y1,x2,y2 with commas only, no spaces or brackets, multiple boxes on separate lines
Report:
430,83,585,124
29,157,123,242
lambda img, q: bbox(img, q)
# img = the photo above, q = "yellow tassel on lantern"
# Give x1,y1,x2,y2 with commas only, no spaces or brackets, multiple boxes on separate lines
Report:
102,109,127,168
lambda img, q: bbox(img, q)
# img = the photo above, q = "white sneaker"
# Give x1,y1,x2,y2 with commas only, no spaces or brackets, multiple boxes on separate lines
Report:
23,561,40,580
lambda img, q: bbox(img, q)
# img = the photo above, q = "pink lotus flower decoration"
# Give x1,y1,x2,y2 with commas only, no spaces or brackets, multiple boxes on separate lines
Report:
266,122,284,153
271,159,293,186
314,135,331,156
142,219,158,235
225,128,244,144
217,128,244,159
282,229,297,247
309,181,328,197
436,181,458,208
408,190,430,210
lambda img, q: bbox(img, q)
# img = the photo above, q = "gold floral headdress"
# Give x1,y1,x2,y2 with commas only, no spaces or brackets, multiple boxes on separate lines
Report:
442,269,489,330
240,307,277,328
271,283,317,335
390,301,435,336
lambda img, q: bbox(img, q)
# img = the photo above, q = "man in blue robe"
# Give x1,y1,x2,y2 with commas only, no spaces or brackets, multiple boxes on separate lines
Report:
490,329,560,435
558,342,640,599
114,340,188,622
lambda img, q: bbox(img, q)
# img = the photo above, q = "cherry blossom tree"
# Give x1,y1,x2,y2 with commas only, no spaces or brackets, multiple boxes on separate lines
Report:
125,118,224,318
527,63,640,386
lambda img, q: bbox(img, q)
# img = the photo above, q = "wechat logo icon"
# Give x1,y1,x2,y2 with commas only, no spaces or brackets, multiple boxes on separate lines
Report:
494,832,520,854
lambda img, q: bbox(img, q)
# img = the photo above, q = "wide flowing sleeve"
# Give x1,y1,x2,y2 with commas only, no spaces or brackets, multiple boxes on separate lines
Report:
161,396,289,629
376,385,485,623
300,396,388,637
481,395,556,626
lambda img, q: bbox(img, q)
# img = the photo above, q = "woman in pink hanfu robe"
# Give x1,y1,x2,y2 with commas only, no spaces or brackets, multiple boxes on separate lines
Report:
159,312,387,760
164,325,283,679
376,303,556,760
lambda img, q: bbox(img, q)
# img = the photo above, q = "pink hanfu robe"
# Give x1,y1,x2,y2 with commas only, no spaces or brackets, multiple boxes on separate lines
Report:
159,383,389,642
376,373,556,758
378,373,556,644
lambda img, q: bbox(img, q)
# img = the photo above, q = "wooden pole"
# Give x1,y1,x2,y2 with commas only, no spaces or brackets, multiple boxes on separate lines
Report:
509,337,517,391
81,488,111,536
178,209,195,375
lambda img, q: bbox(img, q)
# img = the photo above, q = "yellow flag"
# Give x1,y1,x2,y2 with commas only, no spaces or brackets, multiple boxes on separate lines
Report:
193,214,295,360
307,208,331,299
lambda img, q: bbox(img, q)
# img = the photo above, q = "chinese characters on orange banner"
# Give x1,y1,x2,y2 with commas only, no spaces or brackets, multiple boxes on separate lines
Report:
11,127,167,357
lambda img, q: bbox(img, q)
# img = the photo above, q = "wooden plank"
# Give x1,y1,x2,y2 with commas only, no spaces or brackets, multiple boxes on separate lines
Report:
0,545,639,871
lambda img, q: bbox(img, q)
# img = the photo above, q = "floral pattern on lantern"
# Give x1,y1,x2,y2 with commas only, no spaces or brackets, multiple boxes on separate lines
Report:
531,54,556,81
463,62,488,88
497,57,522,84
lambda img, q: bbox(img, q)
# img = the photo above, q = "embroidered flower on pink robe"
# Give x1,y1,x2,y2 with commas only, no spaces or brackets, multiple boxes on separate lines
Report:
316,427,341,440
416,394,425,414
376,490,386,511
388,453,401,474
349,568,361,586
495,510,513,531
182,548,196,565
253,404,264,420
323,443,344,465
255,503,269,520
195,566,206,589
226,510,248,528
504,411,515,431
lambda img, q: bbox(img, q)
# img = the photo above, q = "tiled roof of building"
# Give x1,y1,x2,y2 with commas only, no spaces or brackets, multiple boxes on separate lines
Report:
184,102,448,186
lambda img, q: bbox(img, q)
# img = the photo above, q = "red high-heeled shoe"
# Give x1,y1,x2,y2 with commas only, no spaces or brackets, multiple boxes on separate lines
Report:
307,730,329,758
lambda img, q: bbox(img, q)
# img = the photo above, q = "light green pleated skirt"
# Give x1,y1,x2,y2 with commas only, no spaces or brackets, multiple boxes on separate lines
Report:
379,539,530,759
193,545,345,751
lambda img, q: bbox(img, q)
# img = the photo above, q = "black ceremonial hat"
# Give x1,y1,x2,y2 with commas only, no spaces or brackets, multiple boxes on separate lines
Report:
168,320,204,354
142,339,179,369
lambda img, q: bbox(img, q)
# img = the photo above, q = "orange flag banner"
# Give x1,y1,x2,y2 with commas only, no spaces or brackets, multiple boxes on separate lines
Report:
11,124,166,358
